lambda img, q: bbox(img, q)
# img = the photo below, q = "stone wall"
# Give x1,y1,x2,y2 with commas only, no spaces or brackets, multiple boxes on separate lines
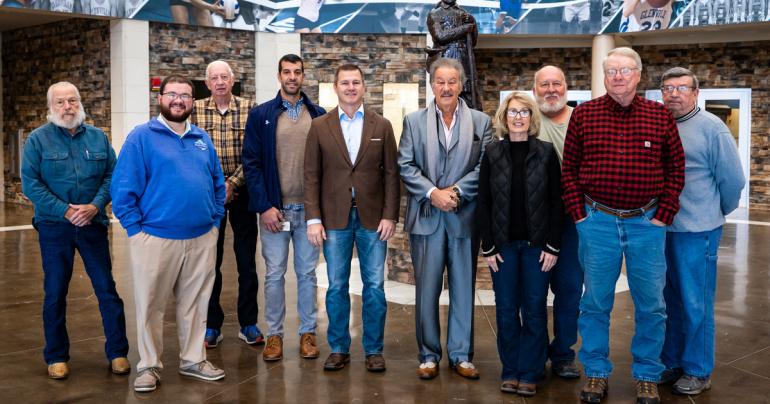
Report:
300,34,427,115
2,19,111,204
149,22,256,113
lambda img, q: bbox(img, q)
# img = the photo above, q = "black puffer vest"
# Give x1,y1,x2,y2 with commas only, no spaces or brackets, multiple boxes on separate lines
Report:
484,136,556,249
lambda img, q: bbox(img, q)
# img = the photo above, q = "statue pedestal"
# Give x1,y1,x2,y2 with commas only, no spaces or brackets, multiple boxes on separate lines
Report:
387,194,493,290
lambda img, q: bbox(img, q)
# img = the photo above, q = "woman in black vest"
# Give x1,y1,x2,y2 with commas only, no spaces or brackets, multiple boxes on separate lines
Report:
477,91,563,396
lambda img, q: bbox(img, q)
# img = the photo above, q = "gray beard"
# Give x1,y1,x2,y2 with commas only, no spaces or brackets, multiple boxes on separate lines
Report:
48,108,86,130
538,97,567,114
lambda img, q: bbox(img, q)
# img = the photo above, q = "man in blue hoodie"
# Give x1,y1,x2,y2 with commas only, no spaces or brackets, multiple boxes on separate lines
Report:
111,75,227,393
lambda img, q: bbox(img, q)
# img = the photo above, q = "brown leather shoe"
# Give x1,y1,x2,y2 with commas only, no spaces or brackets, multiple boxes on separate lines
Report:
635,380,660,404
262,335,283,361
500,379,518,393
111,357,131,375
323,353,350,371
365,354,386,372
517,382,537,397
299,333,319,359
452,361,480,379
417,362,438,380
580,377,608,403
47,362,69,379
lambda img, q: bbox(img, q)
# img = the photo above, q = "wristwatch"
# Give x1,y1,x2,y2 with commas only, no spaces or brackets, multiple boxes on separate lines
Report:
451,185,462,211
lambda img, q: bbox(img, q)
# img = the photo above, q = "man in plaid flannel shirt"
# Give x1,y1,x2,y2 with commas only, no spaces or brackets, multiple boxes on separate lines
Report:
191,60,263,349
561,47,685,404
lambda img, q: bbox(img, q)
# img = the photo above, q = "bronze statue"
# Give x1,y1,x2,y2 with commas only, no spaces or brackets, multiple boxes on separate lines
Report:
426,0,481,110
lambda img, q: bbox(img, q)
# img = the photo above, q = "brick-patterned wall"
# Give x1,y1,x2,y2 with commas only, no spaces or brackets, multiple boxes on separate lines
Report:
300,34,427,115
2,19,111,204
635,41,770,209
149,22,256,113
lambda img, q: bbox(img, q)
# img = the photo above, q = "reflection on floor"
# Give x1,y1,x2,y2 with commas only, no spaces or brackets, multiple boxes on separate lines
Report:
0,202,768,403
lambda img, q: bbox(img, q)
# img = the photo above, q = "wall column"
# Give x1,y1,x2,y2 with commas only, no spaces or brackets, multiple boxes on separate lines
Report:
254,32,301,104
110,19,150,154
591,35,615,98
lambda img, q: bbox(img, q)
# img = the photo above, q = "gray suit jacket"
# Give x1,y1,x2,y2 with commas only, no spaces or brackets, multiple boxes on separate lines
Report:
398,107,493,238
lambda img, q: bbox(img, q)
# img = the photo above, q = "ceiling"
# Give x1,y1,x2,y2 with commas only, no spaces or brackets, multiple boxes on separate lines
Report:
0,7,72,32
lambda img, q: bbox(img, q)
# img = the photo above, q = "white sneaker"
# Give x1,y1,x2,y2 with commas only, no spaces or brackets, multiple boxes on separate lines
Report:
134,368,161,392
178,360,225,381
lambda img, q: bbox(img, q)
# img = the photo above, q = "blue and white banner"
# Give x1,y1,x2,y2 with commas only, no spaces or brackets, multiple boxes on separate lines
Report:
1,0,768,34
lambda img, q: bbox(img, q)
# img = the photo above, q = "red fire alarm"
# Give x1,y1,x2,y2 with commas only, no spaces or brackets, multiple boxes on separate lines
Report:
150,77,161,92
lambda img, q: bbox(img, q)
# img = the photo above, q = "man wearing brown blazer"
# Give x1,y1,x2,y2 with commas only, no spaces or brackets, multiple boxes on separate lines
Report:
304,64,400,373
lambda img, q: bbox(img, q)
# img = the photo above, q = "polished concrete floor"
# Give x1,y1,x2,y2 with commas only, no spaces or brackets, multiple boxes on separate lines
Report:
1,202,769,403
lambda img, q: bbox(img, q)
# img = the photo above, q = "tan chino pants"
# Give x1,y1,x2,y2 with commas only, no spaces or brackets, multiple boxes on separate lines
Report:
129,227,218,371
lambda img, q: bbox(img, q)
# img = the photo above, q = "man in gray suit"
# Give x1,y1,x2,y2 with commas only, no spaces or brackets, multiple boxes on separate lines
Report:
398,57,493,380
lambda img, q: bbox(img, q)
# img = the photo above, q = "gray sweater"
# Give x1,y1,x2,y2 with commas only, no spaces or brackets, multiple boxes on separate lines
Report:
669,107,745,233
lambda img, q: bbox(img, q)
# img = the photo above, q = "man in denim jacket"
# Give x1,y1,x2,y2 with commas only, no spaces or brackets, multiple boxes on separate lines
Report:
21,81,129,380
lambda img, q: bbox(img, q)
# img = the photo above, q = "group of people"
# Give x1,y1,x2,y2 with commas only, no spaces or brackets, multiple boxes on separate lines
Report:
21,46,744,404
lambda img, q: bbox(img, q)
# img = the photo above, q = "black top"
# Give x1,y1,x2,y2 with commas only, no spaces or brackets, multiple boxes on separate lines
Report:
509,140,529,241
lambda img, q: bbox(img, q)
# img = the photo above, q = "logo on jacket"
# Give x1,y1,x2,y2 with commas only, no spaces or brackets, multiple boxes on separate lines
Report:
194,139,208,151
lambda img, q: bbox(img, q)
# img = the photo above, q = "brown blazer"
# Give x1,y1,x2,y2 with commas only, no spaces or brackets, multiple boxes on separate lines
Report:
304,106,400,230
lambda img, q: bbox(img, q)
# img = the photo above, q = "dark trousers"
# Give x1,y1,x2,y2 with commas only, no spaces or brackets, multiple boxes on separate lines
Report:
491,240,551,383
36,221,128,364
207,186,259,329
548,218,583,363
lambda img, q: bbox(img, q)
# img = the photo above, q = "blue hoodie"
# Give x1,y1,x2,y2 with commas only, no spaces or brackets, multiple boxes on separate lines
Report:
111,118,226,239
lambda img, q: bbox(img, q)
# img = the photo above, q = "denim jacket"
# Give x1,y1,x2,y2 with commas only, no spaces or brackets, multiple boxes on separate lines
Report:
21,122,116,226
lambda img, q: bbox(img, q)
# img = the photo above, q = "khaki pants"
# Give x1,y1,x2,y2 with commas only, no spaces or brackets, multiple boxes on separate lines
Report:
129,227,218,371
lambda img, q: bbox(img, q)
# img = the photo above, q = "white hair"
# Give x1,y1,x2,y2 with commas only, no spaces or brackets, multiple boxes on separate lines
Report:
603,47,643,72
205,60,234,80
46,81,86,129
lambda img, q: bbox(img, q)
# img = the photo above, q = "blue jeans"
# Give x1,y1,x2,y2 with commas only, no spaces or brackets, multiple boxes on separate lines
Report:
576,205,667,382
36,221,129,364
324,208,387,355
491,241,551,383
260,204,319,337
661,227,722,378
548,218,583,364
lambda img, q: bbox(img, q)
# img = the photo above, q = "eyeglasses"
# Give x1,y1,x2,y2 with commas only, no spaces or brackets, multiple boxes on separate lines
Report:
162,92,193,101
537,81,563,90
507,108,531,118
605,67,639,77
661,85,696,94
53,98,80,108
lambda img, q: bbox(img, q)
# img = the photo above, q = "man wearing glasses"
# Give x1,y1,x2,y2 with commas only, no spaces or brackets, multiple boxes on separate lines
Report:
112,75,227,392
562,47,685,404
21,82,129,380
658,67,744,395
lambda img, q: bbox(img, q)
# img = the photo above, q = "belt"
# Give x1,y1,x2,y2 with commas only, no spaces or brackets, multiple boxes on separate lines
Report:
584,195,658,219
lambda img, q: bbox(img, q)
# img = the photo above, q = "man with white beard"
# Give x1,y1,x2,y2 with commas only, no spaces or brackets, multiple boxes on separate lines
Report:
21,81,130,380
532,65,583,380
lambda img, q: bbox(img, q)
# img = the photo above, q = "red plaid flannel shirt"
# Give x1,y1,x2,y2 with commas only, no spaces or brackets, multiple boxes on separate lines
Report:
562,94,685,224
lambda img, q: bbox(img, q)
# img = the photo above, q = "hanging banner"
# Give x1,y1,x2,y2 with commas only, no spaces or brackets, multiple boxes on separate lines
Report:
1,0,768,34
